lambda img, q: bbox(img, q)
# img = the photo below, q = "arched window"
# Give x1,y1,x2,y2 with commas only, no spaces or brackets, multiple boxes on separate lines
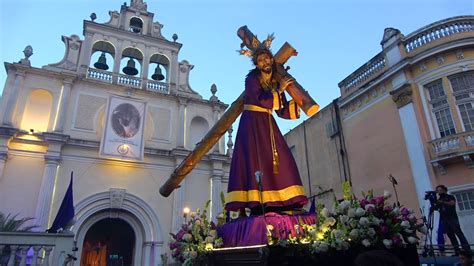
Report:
189,116,209,148
129,17,143,33
20,89,53,133
90,41,115,71
148,53,170,81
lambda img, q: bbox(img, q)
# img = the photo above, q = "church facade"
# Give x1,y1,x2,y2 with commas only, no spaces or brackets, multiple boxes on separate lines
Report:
0,1,230,265
286,16,474,244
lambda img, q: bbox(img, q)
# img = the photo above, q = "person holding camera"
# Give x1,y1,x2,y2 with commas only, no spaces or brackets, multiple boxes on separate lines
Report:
435,185,471,255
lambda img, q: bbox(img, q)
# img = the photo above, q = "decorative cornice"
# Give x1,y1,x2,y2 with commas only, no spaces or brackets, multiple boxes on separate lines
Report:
0,126,19,138
390,84,413,108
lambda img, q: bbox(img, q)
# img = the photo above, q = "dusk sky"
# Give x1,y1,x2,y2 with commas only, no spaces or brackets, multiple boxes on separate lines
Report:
0,0,471,132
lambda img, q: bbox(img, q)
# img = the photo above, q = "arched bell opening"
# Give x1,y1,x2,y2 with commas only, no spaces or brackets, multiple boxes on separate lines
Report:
148,53,170,82
120,47,143,77
129,17,144,34
90,41,115,71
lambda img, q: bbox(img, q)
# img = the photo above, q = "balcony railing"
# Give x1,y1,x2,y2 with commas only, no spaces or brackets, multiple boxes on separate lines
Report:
0,232,75,266
85,68,169,94
429,131,474,159
338,52,387,94
403,16,474,53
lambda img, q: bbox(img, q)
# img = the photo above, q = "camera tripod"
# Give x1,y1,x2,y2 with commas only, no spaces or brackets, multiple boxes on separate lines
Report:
421,201,439,265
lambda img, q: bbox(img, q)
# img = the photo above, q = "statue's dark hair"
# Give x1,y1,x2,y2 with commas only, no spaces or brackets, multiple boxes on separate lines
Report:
252,47,273,66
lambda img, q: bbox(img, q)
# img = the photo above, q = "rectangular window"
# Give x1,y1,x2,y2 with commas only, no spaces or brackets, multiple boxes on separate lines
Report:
450,71,474,132
454,190,474,211
427,79,456,137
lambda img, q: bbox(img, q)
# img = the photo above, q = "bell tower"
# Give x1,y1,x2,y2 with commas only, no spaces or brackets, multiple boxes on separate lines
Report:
44,0,200,97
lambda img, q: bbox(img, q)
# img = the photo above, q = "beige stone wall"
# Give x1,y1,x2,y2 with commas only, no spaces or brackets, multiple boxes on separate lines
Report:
285,103,346,208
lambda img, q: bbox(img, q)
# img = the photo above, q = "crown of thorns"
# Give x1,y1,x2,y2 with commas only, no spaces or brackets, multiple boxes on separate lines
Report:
238,33,275,58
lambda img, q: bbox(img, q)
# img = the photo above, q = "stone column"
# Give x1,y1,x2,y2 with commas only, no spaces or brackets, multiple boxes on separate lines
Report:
391,84,438,241
3,71,25,126
142,242,152,266
177,99,187,148
169,50,178,95
113,40,124,76
171,157,186,232
212,105,221,153
0,152,7,181
152,242,163,266
33,156,60,231
211,171,223,221
54,79,73,132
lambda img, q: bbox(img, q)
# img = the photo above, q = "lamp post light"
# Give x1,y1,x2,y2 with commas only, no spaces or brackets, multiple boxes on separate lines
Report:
183,207,190,223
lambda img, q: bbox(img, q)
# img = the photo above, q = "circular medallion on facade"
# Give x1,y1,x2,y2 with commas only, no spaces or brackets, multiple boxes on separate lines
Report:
111,103,141,138
117,144,130,155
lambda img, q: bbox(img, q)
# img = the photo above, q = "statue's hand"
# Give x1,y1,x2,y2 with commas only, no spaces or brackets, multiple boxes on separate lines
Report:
279,76,295,93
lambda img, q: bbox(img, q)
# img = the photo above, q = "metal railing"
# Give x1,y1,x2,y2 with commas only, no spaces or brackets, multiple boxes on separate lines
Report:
85,68,169,94
0,232,75,266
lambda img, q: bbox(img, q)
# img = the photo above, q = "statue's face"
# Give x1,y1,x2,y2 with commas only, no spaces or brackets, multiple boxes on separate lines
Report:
256,53,273,74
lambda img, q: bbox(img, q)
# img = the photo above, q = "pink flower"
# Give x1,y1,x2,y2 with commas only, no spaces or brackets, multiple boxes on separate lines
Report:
374,196,384,207
400,207,410,216
392,235,403,246
379,225,389,235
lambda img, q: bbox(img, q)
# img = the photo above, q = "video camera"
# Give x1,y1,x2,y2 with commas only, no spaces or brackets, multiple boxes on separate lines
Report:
424,191,438,206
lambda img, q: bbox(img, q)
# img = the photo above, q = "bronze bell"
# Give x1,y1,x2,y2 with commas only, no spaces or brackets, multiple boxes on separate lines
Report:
94,52,109,70
151,65,165,81
122,58,138,76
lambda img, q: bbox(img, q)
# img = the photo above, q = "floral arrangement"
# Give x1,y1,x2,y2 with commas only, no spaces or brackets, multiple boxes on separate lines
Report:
169,200,224,266
267,184,427,254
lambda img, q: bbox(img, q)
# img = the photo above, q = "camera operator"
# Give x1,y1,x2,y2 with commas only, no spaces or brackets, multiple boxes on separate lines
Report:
435,185,471,255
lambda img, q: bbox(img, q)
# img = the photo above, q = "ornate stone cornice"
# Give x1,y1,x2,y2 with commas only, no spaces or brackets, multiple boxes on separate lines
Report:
390,84,413,109
0,126,19,138
44,155,61,165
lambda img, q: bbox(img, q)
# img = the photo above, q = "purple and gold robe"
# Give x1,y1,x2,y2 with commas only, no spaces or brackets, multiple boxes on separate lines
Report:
225,69,308,211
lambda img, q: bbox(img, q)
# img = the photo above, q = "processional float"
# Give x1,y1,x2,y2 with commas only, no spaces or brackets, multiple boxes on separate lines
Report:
159,26,320,197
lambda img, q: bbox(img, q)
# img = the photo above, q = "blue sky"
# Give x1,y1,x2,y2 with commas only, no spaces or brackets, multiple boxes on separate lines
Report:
0,0,472,133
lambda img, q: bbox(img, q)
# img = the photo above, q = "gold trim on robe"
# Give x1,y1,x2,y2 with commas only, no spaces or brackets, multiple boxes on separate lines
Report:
227,185,306,203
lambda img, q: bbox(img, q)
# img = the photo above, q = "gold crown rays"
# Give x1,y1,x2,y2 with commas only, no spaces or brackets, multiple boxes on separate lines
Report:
238,33,275,58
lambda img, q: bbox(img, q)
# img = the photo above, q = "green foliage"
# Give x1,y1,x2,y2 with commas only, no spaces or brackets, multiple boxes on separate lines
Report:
0,212,37,232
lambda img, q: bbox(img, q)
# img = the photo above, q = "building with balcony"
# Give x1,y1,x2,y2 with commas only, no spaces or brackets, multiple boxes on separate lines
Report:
0,0,230,265
285,16,474,244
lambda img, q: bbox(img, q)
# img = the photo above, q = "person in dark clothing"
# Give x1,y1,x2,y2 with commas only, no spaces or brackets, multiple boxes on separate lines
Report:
435,185,471,255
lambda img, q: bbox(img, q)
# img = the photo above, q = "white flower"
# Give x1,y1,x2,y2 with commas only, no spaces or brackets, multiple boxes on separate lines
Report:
195,220,202,226
183,251,189,258
391,207,400,216
347,208,356,218
361,239,371,247
358,217,369,227
383,190,392,199
190,251,198,259
190,212,196,218
205,236,215,243
367,228,376,238
364,204,375,211
332,229,344,239
183,233,192,242
209,230,217,237
408,214,416,221
404,229,413,234
338,200,351,213
383,239,393,248
401,220,410,228
339,215,350,225
325,217,337,226
321,207,330,218
355,207,366,217
349,229,359,239
408,236,418,244
371,217,381,225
